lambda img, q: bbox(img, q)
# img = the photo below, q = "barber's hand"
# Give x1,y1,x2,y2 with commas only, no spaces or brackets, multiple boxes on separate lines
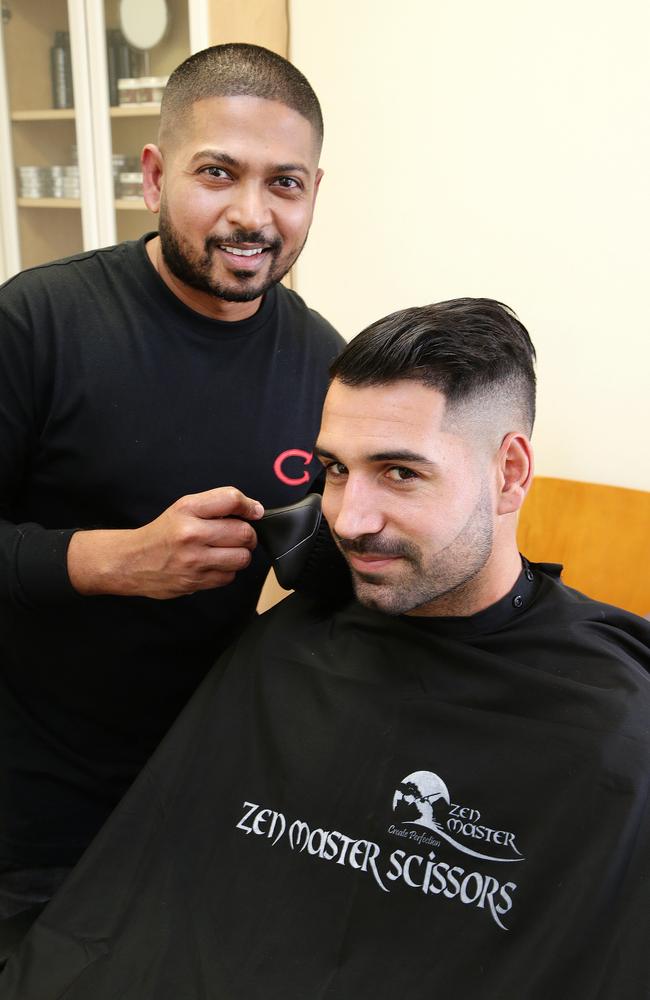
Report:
67,487,264,599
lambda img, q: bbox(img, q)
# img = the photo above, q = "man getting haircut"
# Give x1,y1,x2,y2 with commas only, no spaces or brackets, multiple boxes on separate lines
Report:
2,300,648,999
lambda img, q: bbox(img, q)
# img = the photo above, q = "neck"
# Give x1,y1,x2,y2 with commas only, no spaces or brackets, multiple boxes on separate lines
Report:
146,236,263,322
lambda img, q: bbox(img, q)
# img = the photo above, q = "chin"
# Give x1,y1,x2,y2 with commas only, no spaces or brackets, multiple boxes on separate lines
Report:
215,283,266,304
353,581,406,616
216,267,287,303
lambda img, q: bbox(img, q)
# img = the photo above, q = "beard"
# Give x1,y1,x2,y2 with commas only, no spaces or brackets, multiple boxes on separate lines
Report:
334,484,494,616
158,200,301,303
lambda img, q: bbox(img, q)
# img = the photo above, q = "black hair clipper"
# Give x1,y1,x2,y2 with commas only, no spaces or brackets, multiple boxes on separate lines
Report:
255,494,352,601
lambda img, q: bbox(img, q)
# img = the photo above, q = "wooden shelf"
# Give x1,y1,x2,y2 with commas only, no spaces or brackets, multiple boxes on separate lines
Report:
17,197,80,209
115,198,149,211
12,109,76,122
17,198,153,212
110,105,161,118
11,107,161,122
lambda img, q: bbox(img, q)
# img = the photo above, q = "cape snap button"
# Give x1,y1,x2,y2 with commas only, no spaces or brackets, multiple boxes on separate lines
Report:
512,594,524,608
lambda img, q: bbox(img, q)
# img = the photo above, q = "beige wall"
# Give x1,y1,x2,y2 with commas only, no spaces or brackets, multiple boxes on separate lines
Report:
290,0,650,491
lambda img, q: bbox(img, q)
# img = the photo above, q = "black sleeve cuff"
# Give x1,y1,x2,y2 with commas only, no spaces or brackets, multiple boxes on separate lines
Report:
15,524,81,607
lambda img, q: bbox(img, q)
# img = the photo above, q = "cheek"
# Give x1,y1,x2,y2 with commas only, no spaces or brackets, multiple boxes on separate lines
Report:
321,486,339,528
394,485,467,544
433,478,491,541
276,201,314,241
167,186,223,231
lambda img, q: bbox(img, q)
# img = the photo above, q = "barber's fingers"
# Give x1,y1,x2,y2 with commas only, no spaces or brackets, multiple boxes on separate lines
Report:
201,544,255,571
168,508,259,554
175,486,264,522
193,514,259,551
167,546,255,595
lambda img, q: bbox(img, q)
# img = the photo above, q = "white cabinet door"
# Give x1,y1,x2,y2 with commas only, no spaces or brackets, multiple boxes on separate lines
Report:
0,0,209,281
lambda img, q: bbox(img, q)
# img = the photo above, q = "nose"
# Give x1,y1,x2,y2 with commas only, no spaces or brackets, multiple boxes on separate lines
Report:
225,180,272,233
326,477,385,542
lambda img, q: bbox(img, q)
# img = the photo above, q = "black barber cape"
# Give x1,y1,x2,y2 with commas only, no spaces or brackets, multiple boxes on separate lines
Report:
3,563,650,1000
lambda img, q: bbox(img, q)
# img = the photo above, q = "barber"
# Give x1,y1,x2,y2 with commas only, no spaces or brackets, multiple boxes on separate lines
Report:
0,43,343,918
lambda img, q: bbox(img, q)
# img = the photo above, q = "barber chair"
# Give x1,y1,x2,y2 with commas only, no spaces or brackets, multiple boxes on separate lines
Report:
517,476,650,617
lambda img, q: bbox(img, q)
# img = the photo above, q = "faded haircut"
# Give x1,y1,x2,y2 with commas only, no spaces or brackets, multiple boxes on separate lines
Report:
159,43,323,151
330,298,537,434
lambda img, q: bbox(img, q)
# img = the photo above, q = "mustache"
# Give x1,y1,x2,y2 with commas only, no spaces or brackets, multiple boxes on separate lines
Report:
205,230,282,253
334,532,417,560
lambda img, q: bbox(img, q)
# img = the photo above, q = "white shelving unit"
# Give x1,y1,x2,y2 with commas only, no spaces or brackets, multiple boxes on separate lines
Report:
0,0,209,282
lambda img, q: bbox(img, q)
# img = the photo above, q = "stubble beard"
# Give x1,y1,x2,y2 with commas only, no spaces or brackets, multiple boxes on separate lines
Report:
336,485,495,616
158,201,304,303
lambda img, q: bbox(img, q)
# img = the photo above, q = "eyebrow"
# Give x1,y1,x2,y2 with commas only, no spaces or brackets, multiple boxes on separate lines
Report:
274,162,310,176
314,446,438,467
189,149,240,167
189,149,310,175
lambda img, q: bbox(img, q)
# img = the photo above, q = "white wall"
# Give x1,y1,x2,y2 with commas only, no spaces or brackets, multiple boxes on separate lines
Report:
290,0,650,491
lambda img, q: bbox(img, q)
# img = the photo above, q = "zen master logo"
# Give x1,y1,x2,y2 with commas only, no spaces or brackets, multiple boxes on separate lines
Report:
387,769,524,929
236,767,525,932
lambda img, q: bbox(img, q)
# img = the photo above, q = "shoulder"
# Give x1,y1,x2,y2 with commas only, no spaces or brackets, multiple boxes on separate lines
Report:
0,239,147,335
0,240,141,309
274,285,345,354
527,561,650,681
532,562,650,635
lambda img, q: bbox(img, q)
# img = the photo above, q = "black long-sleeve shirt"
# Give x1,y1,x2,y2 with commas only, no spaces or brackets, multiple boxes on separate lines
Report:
0,234,343,867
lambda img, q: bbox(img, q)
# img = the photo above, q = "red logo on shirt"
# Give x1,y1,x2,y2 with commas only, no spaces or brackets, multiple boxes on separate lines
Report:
273,449,313,486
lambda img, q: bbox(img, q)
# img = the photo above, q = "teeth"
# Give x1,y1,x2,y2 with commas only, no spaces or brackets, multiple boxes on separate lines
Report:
220,246,264,257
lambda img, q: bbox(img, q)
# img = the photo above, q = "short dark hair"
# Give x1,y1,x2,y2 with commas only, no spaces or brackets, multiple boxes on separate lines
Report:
160,43,323,149
330,298,537,432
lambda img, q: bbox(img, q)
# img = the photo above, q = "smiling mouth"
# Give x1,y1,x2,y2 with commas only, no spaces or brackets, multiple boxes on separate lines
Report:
218,245,267,257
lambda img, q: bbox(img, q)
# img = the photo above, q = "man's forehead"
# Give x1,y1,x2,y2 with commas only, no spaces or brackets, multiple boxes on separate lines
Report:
179,94,320,159
322,379,448,428
317,379,453,459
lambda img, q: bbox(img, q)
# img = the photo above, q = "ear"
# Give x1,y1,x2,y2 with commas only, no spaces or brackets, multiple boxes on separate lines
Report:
141,144,164,214
496,432,534,515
